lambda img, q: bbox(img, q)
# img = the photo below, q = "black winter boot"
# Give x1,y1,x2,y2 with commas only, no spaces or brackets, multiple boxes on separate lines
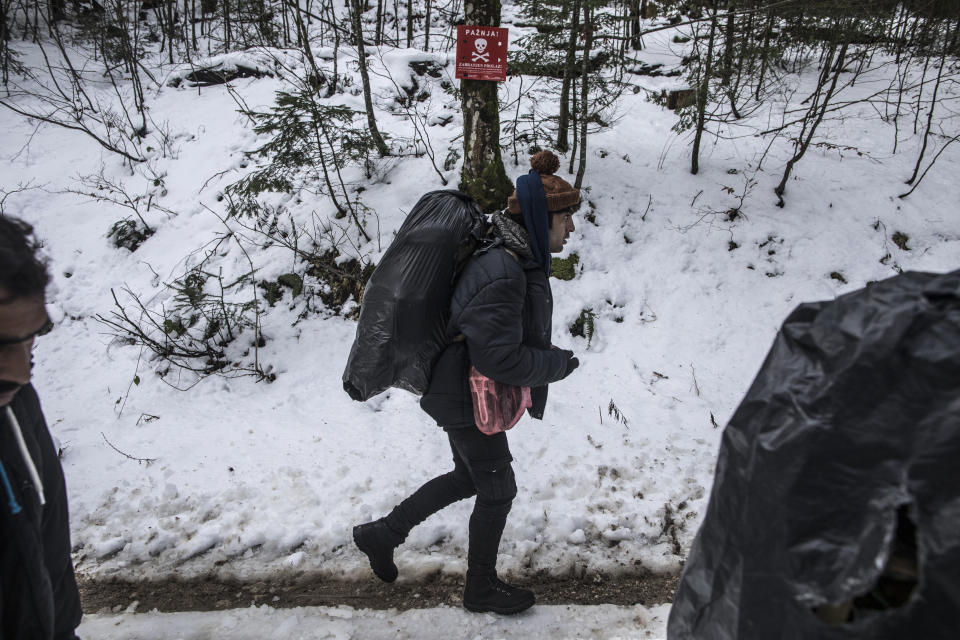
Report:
462,574,535,615
353,519,403,583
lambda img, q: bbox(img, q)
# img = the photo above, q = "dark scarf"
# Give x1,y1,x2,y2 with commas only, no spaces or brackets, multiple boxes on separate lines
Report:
490,212,534,261
514,169,551,275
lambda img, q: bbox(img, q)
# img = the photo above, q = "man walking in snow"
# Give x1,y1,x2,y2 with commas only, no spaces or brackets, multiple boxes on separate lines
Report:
0,216,83,639
353,150,581,615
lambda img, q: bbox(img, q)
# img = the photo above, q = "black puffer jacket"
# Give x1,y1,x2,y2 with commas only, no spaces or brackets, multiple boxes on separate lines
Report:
421,215,569,428
0,384,82,640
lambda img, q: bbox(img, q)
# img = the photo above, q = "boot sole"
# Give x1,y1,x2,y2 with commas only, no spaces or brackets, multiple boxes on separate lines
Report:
352,525,398,583
463,597,535,615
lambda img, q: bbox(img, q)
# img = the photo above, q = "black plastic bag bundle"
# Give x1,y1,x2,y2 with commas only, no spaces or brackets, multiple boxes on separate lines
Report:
342,190,487,402
668,269,960,640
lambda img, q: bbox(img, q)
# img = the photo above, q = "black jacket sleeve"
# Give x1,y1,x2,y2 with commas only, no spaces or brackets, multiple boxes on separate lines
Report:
34,402,83,640
454,255,568,388
13,386,82,640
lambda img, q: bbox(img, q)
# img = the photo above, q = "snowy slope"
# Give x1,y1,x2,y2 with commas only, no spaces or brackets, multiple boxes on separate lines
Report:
1,15,958,598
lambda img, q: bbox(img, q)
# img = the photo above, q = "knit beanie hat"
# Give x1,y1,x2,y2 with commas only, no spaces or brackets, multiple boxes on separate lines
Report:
507,150,580,214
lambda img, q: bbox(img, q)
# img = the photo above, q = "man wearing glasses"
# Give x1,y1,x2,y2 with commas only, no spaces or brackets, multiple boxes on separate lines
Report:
0,216,82,639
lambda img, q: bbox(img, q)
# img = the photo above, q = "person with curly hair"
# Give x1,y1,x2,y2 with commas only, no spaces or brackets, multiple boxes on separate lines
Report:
0,216,83,640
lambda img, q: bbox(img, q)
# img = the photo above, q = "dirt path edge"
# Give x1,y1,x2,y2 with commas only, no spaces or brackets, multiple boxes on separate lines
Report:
80,571,679,614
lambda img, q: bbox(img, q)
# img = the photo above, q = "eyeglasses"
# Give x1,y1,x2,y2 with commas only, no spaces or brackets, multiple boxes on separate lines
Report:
37,319,54,337
0,319,53,347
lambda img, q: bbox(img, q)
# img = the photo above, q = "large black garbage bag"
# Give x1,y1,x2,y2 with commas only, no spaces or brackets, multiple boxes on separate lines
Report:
342,190,487,401
668,269,960,640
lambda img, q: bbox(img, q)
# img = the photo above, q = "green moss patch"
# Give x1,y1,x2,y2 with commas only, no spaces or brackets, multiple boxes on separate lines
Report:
551,253,580,281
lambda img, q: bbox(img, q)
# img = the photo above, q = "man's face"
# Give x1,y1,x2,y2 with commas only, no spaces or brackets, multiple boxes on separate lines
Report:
548,210,576,253
0,292,49,407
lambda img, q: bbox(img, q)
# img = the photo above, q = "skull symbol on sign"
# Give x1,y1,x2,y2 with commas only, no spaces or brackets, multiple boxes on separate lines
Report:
475,38,488,54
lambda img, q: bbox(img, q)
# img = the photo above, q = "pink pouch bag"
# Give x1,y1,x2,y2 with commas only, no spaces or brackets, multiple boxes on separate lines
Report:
468,366,532,435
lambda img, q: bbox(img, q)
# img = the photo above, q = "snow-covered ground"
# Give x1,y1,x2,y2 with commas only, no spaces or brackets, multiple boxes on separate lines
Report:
2,8,959,637
79,603,670,639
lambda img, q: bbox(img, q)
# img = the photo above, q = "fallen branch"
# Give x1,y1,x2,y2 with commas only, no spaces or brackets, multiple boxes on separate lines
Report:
101,432,157,465
899,134,960,199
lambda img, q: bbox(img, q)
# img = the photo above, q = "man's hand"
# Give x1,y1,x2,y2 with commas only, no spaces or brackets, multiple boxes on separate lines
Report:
559,350,579,380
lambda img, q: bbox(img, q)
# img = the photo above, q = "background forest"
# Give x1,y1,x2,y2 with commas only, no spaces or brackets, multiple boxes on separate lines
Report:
3,0,957,377
1,0,959,635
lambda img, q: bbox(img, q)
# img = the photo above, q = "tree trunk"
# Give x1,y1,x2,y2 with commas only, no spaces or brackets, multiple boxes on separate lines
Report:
200,0,207,44
568,77,578,173
406,0,412,48
47,0,65,22
325,0,340,97
166,0,176,65
574,1,592,189
460,0,512,212
393,0,399,44
630,0,641,50
423,0,431,50
906,22,951,185
912,44,930,135
154,5,168,58
352,0,390,156
774,39,849,206
720,2,734,87
293,0,327,91
691,7,717,175
1,0,11,85
754,10,773,101
223,0,232,51
893,3,907,64
556,0,580,153
728,5,751,115
189,0,198,56
375,0,383,45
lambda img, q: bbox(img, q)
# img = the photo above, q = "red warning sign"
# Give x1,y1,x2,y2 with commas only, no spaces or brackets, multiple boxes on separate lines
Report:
455,25,509,82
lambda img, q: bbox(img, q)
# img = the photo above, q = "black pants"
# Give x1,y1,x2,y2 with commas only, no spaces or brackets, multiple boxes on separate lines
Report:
384,427,517,577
